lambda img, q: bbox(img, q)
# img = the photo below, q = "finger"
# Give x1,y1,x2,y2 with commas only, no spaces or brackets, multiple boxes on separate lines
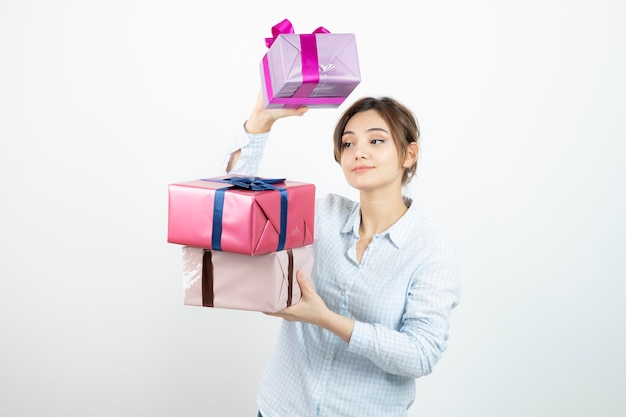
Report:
296,270,312,292
280,106,308,118
294,106,308,116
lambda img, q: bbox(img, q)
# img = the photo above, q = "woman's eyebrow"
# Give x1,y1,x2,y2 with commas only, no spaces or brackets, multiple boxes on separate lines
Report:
367,127,390,134
342,127,389,137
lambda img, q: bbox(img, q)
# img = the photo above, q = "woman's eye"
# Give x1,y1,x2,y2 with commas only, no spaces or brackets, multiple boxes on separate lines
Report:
371,139,384,144
341,142,352,148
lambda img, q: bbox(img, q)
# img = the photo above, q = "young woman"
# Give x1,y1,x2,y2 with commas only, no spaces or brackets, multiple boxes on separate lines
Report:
225,92,461,417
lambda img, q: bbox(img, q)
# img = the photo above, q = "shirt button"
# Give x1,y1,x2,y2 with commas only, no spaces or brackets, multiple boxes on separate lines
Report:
341,290,346,296
327,354,332,360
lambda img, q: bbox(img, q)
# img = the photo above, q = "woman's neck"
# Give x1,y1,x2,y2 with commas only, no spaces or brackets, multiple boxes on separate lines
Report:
358,191,408,237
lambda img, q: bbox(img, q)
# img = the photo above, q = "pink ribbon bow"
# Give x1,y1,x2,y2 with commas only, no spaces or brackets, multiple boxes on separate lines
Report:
264,18,330,48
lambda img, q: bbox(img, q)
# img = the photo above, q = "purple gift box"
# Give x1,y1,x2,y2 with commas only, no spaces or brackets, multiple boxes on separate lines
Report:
260,19,361,109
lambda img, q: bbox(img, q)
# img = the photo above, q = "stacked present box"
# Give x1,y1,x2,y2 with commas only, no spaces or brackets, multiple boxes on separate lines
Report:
168,176,316,313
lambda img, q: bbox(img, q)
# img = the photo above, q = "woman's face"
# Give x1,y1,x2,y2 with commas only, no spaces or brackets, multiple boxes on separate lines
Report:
339,109,406,193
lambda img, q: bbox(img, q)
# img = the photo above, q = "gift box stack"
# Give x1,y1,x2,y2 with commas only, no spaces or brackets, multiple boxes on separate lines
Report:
167,176,316,313
167,19,361,313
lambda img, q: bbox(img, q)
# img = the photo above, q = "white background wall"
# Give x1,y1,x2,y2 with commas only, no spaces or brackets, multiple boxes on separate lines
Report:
1,1,625,416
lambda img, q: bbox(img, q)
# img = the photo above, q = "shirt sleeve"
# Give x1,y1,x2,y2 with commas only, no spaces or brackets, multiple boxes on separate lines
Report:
222,125,270,176
347,240,462,379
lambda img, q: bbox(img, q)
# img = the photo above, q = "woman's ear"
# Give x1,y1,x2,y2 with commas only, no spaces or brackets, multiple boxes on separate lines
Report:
403,142,419,168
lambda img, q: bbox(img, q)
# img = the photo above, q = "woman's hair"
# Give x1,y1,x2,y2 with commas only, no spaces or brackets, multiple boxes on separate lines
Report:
332,96,420,185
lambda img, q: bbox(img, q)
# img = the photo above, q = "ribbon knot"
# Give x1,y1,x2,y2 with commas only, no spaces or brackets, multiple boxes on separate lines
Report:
201,176,289,253
265,18,330,48
217,176,286,191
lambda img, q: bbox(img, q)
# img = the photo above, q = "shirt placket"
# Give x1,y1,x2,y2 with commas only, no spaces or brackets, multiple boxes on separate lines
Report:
313,239,361,416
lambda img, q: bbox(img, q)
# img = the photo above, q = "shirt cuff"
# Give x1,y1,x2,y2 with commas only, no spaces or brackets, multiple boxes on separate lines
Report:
222,124,270,175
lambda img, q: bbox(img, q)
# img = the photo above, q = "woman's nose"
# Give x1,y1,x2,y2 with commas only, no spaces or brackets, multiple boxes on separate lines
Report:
354,144,368,159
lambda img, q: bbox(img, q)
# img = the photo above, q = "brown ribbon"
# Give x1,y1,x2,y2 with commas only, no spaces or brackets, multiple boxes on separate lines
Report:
286,249,294,307
202,250,214,307
202,249,295,308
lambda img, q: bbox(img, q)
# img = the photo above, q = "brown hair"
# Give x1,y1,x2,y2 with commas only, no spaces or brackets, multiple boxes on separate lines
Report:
333,97,420,185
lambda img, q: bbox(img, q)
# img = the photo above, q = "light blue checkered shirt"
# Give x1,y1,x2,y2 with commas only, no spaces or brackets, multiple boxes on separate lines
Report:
224,128,461,417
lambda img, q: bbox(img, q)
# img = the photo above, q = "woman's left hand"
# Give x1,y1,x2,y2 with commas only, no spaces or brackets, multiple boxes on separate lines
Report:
266,271,356,343
265,270,327,326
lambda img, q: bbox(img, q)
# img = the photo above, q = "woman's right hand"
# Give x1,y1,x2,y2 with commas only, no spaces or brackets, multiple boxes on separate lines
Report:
226,91,309,173
244,91,308,134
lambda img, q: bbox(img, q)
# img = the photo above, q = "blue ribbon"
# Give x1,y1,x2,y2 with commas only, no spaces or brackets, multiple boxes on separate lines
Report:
202,177,289,252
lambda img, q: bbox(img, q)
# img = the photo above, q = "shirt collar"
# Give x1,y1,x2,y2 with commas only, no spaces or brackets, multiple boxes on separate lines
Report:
340,196,422,249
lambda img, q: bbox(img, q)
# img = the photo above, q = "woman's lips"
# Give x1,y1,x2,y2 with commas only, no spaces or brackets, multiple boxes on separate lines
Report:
352,165,373,173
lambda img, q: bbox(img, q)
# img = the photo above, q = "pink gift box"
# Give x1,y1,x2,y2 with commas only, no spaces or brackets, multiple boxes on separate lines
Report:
182,245,315,313
168,176,315,256
260,19,361,109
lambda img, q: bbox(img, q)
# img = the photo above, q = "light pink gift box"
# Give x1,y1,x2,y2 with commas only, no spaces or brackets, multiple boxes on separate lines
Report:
260,19,361,109
182,245,314,313
168,176,315,256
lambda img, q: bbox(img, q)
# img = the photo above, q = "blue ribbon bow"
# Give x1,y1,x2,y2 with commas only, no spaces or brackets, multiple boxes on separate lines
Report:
202,177,289,252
